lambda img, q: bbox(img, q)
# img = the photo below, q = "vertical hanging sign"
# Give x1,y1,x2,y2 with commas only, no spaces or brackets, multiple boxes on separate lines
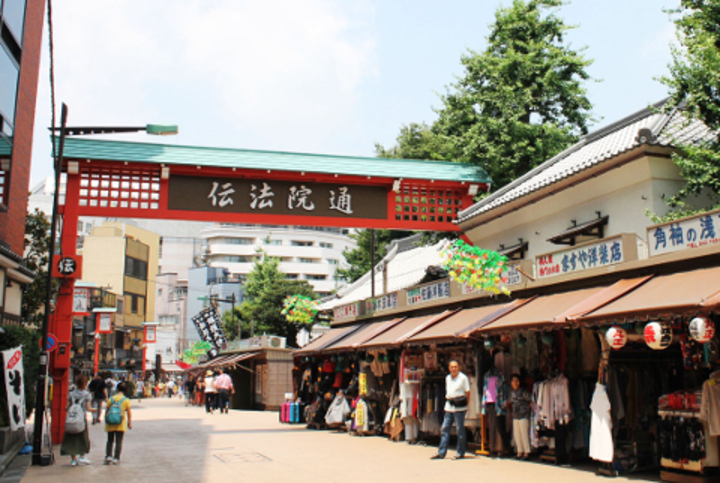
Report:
3,346,25,430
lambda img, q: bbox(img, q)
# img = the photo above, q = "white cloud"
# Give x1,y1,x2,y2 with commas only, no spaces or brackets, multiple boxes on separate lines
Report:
31,0,379,184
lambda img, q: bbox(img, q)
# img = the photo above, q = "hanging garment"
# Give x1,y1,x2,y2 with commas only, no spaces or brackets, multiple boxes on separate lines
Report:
589,383,614,462
466,376,481,420
482,369,506,415
700,374,720,436
325,394,350,426
581,329,600,375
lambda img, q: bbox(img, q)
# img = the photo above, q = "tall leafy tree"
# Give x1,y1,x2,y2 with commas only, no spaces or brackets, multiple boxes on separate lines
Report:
434,0,594,189
335,229,411,284
222,255,315,345
374,123,450,161
22,209,52,326
656,0,720,220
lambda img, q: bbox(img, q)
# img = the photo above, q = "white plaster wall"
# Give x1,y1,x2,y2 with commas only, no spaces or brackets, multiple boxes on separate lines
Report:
4,281,22,316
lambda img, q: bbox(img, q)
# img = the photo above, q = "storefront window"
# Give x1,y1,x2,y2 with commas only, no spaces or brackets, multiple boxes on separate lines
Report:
2,0,26,45
0,47,18,129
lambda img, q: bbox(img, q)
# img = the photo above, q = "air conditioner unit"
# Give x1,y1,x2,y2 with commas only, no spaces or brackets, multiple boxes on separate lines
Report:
262,335,286,349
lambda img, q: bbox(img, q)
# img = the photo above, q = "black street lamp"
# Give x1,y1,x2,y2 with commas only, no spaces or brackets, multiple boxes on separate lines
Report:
32,103,177,465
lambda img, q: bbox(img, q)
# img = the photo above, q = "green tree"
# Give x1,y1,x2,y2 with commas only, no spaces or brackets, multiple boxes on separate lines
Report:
374,123,451,161
434,0,594,189
655,0,720,221
221,255,316,345
22,209,52,326
335,230,411,283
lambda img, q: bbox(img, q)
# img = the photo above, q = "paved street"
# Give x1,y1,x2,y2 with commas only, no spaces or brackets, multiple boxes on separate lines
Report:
16,398,658,483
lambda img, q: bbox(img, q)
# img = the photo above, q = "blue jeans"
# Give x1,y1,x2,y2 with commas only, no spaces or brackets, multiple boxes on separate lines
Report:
438,410,466,457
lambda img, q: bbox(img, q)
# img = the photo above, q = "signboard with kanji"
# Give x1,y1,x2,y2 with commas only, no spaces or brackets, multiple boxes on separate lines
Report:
333,303,359,321
648,209,720,257
536,236,625,279
407,280,450,306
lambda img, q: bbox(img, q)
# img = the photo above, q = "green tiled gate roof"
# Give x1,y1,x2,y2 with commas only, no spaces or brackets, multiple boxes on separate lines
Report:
56,137,490,183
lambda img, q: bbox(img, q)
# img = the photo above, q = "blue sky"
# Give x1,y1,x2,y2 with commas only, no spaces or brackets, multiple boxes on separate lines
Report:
30,0,678,187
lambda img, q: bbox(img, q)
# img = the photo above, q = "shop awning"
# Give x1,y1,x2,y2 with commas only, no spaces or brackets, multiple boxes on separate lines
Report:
357,310,455,349
196,351,260,370
161,363,186,372
323,317,406,352
479,287,604,334
293,325,362,355
406,303,512,344
580,266,720,324
560,276,653,323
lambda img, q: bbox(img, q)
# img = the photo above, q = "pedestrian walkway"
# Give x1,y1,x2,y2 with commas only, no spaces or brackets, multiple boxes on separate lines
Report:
15,398,658,483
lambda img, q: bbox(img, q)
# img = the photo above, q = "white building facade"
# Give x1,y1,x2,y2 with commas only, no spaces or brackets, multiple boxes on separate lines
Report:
203,225,356,297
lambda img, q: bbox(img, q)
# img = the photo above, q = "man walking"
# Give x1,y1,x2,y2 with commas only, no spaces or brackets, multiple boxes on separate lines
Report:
214,368,234,414
431,360,470,460
204,370,217,414
88,373,107,424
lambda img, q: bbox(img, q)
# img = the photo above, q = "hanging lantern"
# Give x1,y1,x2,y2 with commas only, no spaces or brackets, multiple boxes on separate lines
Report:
605,326,627,350
644,321,673,350
541,332,555,346
484,338,495,351
689,316,716,343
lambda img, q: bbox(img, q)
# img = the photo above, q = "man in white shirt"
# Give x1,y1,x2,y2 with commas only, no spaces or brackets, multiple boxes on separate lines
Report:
431,360,471,460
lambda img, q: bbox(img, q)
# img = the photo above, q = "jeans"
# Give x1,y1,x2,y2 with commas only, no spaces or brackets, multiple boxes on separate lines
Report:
205,392,216,412
438,410,466,457
92,398,104,423
218,389,230,412
106,431,124,460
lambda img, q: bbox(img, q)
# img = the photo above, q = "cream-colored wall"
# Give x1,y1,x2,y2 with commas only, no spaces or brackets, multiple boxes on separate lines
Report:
105,222,160,323
80,236,125,294
4,280,22,316
465,155,697,266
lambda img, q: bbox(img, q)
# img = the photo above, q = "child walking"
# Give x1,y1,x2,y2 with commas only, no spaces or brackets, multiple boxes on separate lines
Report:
105,381,132,465
60,374,96,466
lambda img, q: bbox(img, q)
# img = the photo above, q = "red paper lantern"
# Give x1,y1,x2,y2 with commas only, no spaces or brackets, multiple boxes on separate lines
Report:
644,321,672,350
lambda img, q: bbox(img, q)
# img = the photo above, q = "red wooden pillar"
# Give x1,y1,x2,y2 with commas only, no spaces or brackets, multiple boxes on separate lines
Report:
49,170,80,442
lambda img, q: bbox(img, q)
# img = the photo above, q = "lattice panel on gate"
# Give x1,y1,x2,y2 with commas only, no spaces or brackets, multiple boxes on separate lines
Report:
393,185,465,227
78,168,162,211
0,168,6,206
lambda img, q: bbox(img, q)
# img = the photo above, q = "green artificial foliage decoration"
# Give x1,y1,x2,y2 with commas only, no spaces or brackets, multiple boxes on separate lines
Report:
441,240,511,295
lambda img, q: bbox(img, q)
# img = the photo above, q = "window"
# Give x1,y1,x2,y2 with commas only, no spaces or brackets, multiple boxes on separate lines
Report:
125,257,148,280
0,48,19,132
2,0,26,45
291,241,313,247
328,259,339,265
263,239,282,246
116,300,124,314
220,237,255,245
316,292,331,297
77,221,84,232
157,288,163,297
226,255,253,263
319,242,333,249
285,274,299,280
298,258,316,264
131,295,138,314
175,287,188,298
306,274,327,281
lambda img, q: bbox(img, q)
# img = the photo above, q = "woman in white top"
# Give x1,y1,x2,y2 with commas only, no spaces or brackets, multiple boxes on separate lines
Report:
204,370,217,414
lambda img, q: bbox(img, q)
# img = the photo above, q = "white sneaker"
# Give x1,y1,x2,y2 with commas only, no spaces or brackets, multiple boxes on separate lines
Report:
77,456,91,465
111,458,119,465
70,460,78,467
104,456,112,465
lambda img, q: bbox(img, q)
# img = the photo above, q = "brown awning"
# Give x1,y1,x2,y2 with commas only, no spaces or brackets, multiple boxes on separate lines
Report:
293,325,362,355
324,317,406,352
479,287,604,334
358,311,454,349
560,276,653,323
407,304,510,343
580,266,720,324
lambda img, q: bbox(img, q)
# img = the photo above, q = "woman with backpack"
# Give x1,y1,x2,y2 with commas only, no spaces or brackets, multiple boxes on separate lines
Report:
61,374,95,466
104,381,132,465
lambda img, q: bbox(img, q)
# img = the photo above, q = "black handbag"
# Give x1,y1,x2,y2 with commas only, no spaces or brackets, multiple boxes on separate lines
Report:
448,395,468,407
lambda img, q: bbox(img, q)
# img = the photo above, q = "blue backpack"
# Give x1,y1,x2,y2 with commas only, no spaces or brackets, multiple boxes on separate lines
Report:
106,397,127,425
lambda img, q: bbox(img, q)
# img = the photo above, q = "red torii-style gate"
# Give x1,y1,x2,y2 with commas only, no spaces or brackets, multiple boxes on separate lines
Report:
48,136,489,440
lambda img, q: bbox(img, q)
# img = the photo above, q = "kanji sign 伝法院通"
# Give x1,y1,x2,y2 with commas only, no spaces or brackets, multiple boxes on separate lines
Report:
536,236,624,279
648,210,720,257
168,176,387,220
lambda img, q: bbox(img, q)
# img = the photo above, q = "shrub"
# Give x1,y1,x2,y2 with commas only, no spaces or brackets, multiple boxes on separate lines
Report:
0,325,40,428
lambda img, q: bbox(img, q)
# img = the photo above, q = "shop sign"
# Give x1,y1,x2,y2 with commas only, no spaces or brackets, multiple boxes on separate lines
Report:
461,264,522,294
365,293,398,314
169,175,387,220
647,210,720,256
333,302,359,320
98,314,113,334
536,236,624,279
407,280,450,306
73,287,90,314
3,346,25,430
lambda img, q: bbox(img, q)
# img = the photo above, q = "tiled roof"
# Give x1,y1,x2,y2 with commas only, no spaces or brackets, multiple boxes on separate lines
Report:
57,137,490,184
318,237,451,311
457,99,716,224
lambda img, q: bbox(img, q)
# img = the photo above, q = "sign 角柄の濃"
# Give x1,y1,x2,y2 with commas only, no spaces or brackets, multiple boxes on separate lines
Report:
648,210,720,256
536,236,624,279
3,346,25,430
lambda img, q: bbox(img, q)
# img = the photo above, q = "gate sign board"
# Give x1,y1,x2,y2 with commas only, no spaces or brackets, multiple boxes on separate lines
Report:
169,176,387,220
648,209,720,257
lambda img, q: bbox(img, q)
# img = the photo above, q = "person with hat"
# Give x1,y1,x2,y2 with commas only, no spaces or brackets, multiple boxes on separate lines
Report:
204,370,217,414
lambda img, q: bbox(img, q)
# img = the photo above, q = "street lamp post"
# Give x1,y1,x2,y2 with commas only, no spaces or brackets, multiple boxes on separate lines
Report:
31,103,177,465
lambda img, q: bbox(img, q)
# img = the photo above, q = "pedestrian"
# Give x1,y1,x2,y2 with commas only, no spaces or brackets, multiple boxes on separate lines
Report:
61,374,95,466
204,370,217,414
136,379,145,400
214,368,235,414
184,377,196,406
431,360,470,460
87,372,107,425
508,374,532,460
167,378,175,398
105,381,132,465
196,377,205,407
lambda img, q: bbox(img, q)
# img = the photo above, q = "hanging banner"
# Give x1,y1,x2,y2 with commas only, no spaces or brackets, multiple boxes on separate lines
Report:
191,306,228,357
3,346,25,430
